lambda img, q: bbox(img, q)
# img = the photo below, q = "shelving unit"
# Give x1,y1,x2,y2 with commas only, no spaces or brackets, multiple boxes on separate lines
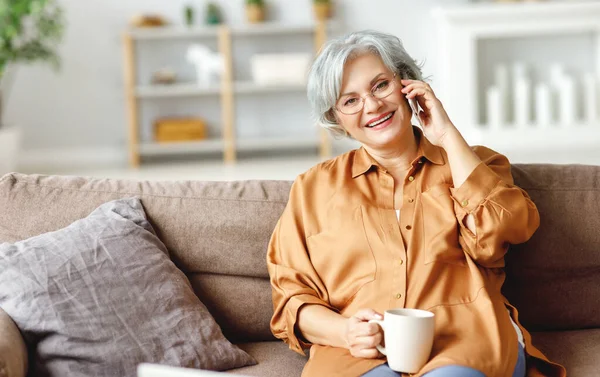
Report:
123,21,331,167
432,2,600,154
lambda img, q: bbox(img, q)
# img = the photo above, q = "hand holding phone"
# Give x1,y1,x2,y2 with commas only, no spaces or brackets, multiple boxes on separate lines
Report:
408,98,423,127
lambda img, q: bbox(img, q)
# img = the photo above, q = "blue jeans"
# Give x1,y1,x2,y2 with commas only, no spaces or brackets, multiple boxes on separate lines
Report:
361,343,526,377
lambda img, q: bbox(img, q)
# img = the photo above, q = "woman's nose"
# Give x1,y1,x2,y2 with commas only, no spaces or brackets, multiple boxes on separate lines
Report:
363,94,384,113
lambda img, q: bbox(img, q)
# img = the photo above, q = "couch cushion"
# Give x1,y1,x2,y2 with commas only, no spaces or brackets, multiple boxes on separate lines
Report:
227,342,306,377
0,198,255,377
504,164,600,331
530,328,600,377
189,274,275,343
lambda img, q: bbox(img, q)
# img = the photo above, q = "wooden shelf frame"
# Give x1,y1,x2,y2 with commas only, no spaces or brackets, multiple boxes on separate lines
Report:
122,21,331,167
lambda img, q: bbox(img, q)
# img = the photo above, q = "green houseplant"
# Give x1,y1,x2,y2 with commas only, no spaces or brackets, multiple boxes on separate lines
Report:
313,0,332,21
0,0,64,126
0,0,64,173
246,0,265,23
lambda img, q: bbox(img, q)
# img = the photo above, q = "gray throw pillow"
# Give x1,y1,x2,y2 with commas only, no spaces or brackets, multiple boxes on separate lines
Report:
0,198,255,377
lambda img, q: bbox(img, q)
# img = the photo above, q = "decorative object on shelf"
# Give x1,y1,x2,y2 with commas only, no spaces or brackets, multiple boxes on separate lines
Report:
151,68,178,85
250,53,311,85
486,64,509,128
550,64,576,126
485,61,599,129
313,0,333,21
130,14,168,28
512,62,532,126
206,3,223,25
154,117,207,143
246,0,266,23
184,4,195,26
186,44,224,87
534,83,552,127
486,86,502,129
0,0,64,174
582,72,598,125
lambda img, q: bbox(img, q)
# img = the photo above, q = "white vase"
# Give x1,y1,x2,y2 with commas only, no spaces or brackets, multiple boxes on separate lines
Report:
0,125,21,175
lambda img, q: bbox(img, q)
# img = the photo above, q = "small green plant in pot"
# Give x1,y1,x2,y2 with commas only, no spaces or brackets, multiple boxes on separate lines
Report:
313,0,332,21
0,0,65,127
246,0,265,24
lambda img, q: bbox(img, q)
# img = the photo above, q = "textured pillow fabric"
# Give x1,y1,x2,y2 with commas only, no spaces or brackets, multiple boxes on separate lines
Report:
0,198,255,377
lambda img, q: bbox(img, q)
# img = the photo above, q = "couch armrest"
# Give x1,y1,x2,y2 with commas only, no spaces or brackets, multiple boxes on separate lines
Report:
0,309,27,377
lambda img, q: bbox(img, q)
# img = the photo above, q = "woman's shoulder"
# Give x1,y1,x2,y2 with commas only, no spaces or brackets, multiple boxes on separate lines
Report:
296,148,359,184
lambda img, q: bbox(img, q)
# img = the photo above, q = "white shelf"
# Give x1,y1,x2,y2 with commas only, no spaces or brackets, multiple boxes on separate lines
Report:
136,83,220,98
135,81,306,98
231,22,323,36
129,26,220,40
236,136,319,151
124,19,332,165
138,136,320,157
128,21,335,41
138,140,225,156
463,124,600,151
234,81,306,94
433,1,600,30
434,1,600,133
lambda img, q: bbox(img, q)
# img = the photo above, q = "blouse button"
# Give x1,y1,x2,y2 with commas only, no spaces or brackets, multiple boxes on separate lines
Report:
408,176,415,182
408,198,414,203
461,199,469,207
405,225,412,230
395,293,402,299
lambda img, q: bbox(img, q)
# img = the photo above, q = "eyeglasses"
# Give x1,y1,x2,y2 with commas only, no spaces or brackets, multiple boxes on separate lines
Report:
335,73,398,115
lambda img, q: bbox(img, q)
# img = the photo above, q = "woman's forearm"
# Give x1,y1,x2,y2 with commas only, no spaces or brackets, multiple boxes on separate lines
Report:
296,304,348,349
441,126,481,189
442,126,481,235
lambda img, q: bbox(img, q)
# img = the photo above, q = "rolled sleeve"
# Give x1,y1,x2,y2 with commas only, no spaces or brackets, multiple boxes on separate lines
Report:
279,294,335,353
450,161,502,214
449,147,539,268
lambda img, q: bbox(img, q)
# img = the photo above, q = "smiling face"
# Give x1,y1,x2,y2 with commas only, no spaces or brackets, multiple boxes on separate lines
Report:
335,53,413,151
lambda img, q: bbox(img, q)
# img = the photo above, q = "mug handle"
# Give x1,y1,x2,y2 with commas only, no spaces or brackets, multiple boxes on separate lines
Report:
368,319,386,356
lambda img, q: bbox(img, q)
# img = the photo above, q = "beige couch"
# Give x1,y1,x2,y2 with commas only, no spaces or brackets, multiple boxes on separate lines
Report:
0,164,598,377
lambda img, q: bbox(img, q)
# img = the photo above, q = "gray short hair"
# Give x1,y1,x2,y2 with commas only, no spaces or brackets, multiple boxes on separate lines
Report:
307,30,424,138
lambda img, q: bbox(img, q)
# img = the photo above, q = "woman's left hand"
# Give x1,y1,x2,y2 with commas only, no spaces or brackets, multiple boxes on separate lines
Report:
400,79,457,148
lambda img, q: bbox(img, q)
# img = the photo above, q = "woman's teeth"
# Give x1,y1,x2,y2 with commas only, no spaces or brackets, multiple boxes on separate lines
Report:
366,112,393,128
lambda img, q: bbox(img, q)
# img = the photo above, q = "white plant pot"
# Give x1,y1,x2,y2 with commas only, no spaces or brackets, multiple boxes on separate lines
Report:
0,125,21,176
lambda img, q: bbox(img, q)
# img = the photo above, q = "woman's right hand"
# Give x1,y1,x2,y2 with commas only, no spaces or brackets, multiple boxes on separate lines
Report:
345,308,384,359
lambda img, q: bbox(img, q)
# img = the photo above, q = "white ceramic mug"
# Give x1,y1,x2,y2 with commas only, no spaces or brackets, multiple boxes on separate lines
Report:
369,308,435,373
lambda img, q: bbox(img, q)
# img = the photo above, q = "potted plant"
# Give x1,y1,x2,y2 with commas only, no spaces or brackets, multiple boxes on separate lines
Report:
0,0,64,174
205,3,222,25
246,0,265,24
313,0,332,21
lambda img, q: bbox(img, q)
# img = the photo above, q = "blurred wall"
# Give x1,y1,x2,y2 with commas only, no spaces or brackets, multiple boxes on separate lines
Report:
5,0,469,168
15,0,600,168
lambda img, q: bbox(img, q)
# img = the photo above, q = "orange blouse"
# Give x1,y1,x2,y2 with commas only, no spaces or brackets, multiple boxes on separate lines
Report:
267,127,566,377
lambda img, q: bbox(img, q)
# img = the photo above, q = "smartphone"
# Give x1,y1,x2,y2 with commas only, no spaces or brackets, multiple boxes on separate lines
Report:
409,98,423,127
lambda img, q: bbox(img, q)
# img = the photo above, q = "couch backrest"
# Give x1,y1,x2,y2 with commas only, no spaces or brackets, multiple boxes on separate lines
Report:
1,165,599,341
504,164,600,331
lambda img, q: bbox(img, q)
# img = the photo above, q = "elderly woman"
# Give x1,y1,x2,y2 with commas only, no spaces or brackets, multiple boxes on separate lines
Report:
267,30,566,377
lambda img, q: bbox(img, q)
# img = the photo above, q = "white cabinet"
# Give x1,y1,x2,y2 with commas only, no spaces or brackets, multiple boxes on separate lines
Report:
433,1,600,162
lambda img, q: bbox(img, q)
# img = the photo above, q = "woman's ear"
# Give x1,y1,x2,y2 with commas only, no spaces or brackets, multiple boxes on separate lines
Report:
325,109,338,124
